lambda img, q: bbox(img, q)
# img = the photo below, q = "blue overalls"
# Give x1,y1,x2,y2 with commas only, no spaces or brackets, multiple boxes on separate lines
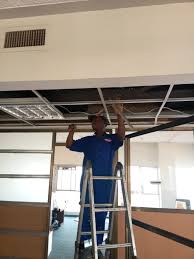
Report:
69,133,123,245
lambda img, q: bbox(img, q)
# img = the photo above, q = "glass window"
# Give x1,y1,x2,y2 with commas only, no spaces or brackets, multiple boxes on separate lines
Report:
130,131,194,210
0,178,49,202
140,167,159,194
131,166,161,208
175,167,194,209
57,166,82,191
54,166,82,214
0,133,52,150
0,153,51,175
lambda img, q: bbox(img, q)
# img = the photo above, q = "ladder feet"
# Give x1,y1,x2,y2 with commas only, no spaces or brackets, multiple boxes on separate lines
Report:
75,241,85,259
75,241,85,250
78,246,104,259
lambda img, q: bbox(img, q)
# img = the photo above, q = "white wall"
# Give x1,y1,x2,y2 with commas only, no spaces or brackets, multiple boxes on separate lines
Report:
0,3,194,90
54,146,83,166
131,143,158,167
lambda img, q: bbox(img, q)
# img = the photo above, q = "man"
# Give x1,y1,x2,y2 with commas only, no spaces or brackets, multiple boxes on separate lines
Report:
66,104,125,255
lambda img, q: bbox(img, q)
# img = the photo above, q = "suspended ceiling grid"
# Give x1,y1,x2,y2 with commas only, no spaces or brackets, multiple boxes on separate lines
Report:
0,84,194,131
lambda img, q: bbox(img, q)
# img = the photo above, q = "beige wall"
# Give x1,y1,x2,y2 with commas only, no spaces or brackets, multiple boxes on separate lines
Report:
0,3,194,90
0,204,48,259
133,210,194,259
117,210,194,259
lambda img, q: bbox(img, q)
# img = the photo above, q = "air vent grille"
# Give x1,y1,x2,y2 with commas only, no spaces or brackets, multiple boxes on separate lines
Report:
4,29,46,48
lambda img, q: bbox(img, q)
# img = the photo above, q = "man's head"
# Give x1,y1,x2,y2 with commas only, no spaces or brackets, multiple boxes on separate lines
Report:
88,115,108,133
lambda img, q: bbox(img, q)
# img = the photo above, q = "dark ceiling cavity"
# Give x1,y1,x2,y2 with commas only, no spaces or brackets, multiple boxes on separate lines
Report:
0,84,193,130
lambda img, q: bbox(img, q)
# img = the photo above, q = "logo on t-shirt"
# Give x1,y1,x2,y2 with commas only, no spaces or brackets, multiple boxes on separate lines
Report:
104,138,112,143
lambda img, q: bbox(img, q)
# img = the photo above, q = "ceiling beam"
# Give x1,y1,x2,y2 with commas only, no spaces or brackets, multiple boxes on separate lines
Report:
52,96,194,105
0,112,190,122
0,98,41,105
0,123,194,132
97,88,112,126
0,97,193,106
126,115,194,139
154,84,174,125
1,74,194,91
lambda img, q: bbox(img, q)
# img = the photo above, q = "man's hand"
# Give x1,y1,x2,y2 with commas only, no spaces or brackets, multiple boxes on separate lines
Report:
68,124,76,133
112,103,123,115
112,103,125,140
66,124,76,148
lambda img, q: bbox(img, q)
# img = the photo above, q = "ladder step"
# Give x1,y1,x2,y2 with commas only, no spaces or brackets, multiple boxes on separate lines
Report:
97,243,132,250
84,203,113,207
81,230,109,235
95,207,127,212
92,176,122,180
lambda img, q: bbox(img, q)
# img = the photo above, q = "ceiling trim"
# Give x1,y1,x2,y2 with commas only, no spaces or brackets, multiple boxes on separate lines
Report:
0,0,193,19
0,124,193,132
0,73,194,91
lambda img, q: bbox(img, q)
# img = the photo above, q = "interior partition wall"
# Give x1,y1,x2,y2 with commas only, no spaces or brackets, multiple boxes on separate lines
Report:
0,132,56,259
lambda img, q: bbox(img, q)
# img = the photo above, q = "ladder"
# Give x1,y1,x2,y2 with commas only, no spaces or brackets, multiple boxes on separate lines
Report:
74,161,137,259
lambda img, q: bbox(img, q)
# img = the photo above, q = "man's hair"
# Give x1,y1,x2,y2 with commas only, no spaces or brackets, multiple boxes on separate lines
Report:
88,115,108,126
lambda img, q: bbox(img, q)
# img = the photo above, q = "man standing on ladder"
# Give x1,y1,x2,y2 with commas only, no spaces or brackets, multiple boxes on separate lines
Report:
66,104,125,257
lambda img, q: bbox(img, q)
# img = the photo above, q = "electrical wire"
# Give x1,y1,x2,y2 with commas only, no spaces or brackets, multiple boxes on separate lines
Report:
123,106,190,116
58,105,104,116
163,107,190,116
124,107,158,114
58,103,190,120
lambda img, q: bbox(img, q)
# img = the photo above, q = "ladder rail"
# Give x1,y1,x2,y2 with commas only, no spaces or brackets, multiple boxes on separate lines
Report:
105,163,119,259
74,162,89,259
88,167,98,259
74,161,137,259
120,163,137,257
108,162,120,240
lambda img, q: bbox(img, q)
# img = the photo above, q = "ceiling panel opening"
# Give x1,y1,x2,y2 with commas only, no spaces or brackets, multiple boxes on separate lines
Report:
0,84,193,131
